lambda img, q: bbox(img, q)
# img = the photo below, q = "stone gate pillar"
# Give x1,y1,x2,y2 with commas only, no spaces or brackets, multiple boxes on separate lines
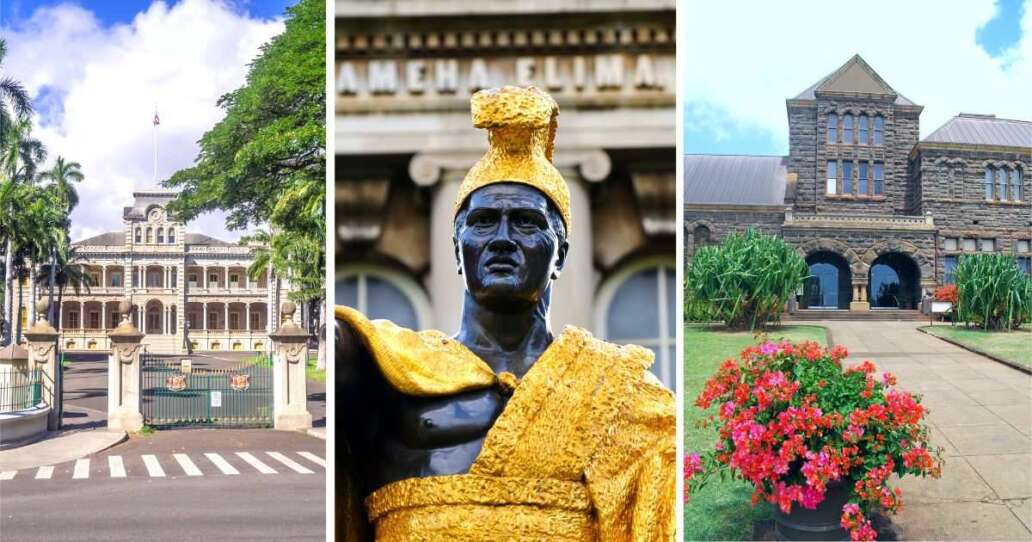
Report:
107,300,144,432
270,302,312,431
24,300,61,430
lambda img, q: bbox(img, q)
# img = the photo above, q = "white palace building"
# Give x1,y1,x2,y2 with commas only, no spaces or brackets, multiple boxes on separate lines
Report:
19,188,296,354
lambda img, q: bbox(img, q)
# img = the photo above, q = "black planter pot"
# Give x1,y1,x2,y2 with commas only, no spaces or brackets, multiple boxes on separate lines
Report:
773,480,851,541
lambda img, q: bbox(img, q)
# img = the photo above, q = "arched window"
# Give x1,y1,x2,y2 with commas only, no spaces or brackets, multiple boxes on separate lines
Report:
693,225,711,248
168,228,176,244
858,114,869,144
843,114,854,144
843,161,853,194
859,161,869,195
997,168,1007,201
873,162,884,195
145,227,153,244
135,227,142,243
826,113,837,143
337,267,430,330
827,160,838,194
157,228,164,243
873,115,884,145
985,167,995,200
596,258,677,390
1011,168,1023,201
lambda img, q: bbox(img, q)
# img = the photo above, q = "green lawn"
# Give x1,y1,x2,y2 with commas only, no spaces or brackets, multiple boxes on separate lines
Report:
922,325,1032,368
683,324,827,541
306,356,326,383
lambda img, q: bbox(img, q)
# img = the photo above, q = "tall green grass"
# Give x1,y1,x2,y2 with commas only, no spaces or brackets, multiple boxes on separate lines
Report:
685,230,808,330
954,253,1032,330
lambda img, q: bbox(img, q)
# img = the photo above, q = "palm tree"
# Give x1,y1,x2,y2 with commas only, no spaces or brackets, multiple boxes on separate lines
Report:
0,38,33,131
39,156,84,212
50,251,92,331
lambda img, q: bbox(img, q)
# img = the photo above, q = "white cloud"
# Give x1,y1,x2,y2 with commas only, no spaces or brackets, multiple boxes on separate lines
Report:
3,0,284,242
683,0,1032,152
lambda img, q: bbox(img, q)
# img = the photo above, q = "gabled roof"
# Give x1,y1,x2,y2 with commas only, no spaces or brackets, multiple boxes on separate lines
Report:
923,114,1032,148
793,55,915,106
73,232,124,246
184,233,234,247
684,155,787,206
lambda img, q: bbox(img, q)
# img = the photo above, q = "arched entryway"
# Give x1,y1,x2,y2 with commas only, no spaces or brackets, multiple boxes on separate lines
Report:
802,251,852,309
869,253,919,309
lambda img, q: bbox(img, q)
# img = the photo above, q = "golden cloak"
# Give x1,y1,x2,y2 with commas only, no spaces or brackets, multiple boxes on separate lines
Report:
338,306,675,541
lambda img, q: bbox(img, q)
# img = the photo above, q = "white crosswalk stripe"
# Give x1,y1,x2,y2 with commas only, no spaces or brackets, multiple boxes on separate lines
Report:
236,451,277,474
204,453,239,475
142,454,166,478
266,451,313,474
0,471,16,480
173,454,203,477
35,466,54,479
72,458,90,479
108,456,127,478
296,451,325,468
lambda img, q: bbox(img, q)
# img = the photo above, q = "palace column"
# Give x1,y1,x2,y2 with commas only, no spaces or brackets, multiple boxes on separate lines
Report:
102,266,107,289
101,304,107,330
79,301,84,330
246,303,251,331
203,266,209,289
224,303,229,331
203,303,208,330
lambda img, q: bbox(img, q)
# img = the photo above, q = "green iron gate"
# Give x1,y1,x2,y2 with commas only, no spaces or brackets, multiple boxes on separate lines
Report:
141,354,272,428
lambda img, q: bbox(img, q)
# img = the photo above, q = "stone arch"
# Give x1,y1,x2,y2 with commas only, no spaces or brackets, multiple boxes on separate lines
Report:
795,238,867,278
685,219,717,257
861,239,931,279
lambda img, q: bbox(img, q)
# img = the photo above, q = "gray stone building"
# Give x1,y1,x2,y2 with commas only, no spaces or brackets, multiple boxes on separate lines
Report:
685,55,1031,312
336,0,677,387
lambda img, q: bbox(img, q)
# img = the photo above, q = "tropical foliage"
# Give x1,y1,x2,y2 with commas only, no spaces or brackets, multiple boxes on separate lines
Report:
953,253,1032,330
687,341,943,542
685,230,808,330
0,38,85,344
164,0,325,306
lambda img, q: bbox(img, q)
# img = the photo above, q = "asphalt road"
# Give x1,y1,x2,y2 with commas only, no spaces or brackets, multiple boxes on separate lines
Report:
1,430,326,541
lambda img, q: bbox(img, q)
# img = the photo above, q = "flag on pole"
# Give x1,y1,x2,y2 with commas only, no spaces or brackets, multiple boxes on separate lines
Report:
153,112,160,126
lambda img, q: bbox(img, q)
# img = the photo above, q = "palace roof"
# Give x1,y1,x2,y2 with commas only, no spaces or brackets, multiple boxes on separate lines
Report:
923,114,1032,148
792,54,916,106
72,232,235,247
684,154,786,206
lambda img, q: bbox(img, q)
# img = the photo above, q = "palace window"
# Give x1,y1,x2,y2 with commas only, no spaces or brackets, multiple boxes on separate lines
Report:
135,227,142,243
944,238,958,251
209,273,219,285
843,114,854,144
842,161,853,194
873,115,884,145
859,114,869,144
338,267,429,330
985,168,995,200
827,113,837,143
996,168,1007,201
873,162,884,195
68,311,79,329
826,160,837,194
188,274,198,287
88,311,100,329
147,271,160,287
230,273,239,286
145,227,153,244
168,229,175,244
979,239,995,252
944,255,958,284
859,161,869,195
111,272,122,287
157,229,164,243
1010,169,1022,201
597,259,676,390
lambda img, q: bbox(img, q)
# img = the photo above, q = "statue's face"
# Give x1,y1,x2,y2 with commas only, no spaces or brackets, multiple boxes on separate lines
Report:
455,183,568,312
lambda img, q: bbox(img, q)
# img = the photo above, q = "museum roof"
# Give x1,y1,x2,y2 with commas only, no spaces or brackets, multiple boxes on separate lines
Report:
792,55,915,106
684,154,787,206
72,232,235,247
922,114,1032,148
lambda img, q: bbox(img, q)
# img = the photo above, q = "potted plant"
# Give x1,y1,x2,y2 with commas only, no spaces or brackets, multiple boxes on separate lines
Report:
686,340,943,541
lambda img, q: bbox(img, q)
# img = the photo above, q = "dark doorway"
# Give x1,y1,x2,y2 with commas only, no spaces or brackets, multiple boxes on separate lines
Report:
869,253,920,309
802,252,852,309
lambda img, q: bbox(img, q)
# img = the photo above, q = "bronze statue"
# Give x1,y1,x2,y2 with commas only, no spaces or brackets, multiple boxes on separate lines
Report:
338,86,675,541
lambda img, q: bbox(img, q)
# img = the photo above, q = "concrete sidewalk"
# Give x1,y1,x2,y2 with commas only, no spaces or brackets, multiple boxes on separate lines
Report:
820,320,1032,540
0,428,125,471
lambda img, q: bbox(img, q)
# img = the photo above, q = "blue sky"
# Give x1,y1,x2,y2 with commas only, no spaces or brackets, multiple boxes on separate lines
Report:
1,0,294,25
683,0,1031,157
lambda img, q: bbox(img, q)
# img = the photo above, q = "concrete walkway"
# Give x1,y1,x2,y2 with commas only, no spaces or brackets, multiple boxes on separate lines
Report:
820,320,1032,540
0,428,125,471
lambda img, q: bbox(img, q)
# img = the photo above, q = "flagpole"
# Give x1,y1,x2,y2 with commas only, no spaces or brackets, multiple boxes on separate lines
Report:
152,104,158,183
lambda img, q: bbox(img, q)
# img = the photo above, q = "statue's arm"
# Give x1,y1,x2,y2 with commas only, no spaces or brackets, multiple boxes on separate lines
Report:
336,317,371,402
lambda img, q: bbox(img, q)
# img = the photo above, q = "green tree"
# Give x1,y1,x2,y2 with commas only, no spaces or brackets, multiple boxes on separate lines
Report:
164,0,325,311
954,253,1032,330
0,38,33,130
39,156,84,212
685,229,808,330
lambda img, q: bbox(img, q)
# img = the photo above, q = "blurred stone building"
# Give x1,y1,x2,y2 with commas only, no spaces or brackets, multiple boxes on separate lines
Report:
685,55,1031,313
336,0,677,387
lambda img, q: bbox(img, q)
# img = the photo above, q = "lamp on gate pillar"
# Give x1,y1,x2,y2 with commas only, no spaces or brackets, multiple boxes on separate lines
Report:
269,302,312,431
107,300,144,432
24,300,61,430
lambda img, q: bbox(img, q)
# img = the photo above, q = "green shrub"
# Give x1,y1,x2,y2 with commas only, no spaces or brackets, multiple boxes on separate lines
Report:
684,280,718,323
954,253,1032,330
685,230,807,330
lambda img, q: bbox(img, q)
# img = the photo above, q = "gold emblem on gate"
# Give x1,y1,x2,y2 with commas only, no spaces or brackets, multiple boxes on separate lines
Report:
229,374,250,391
166,374,187,392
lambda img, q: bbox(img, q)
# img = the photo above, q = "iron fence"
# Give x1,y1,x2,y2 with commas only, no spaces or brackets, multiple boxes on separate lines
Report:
0,367,44,413
141,354,273,428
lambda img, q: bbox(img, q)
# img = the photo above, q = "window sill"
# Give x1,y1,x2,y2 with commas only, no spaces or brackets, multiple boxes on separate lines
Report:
824,194,887,201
